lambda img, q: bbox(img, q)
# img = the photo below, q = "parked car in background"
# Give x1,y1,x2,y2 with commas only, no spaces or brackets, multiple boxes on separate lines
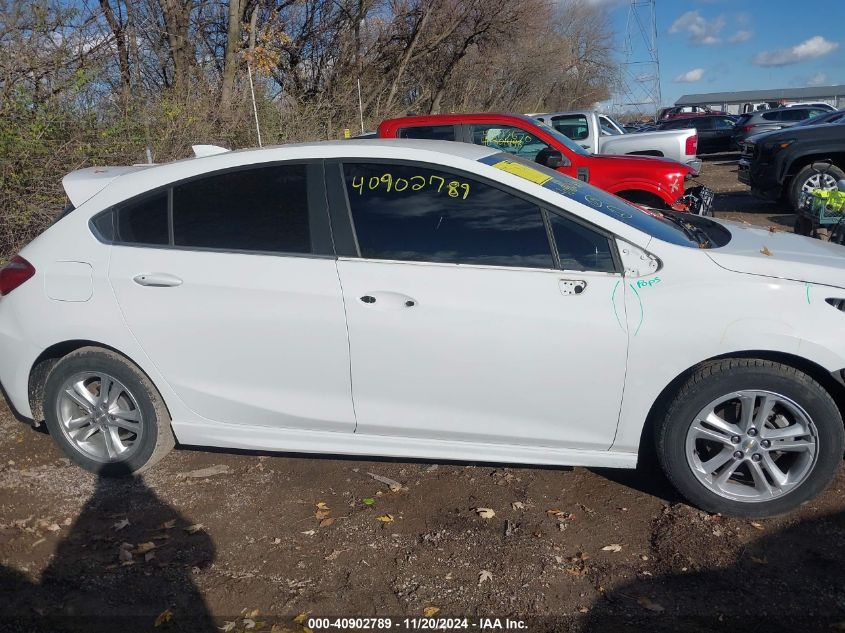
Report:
738,113,845,209
656,115,737,154
658,105,726,120
784,102,836,111
529,110,701,173
378,113,712,213
732,106,832,148
3,138,845,519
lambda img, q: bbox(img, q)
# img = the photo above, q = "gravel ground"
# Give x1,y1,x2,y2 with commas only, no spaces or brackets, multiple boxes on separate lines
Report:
2,154,844,633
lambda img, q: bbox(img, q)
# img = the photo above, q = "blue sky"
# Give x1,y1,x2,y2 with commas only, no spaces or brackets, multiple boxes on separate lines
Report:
592,0,845,106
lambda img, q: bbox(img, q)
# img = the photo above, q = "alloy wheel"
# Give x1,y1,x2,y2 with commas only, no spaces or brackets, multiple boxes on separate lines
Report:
56,372,144,462
685,390,817,503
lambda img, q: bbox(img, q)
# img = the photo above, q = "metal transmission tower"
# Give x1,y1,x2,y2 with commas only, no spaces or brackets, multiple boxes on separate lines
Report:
614,0,662,120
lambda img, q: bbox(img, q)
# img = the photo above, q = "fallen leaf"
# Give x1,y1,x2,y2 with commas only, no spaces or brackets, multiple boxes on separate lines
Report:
113,518,130,531
368,472,405,492
315,509,331,521
243,619,256,630
750,521,765,530
546,508,563,515
362,498,376,506
760,246,772,257
272,537,281,545
423,607,440,617
376,514,394,523
220,622,236,632
159,520,176,530
145,551,155,562
478,570,493,585
602,544,623,553
118,543,134,562
45,523,61,532
154,608,173,627
184,524,204,534
768,226,780,233
133,542,156,555
511,502,525,510
301,530,316,536
475,508,496,519
181,464,230,478
319,518,335,528
637,596,665,613
294,612,309,624
315,502,330,511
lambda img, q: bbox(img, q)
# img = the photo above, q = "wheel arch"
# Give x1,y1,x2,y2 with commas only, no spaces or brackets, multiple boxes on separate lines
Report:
614,189,668,209
28,340,171,423
635,349,845,460
784,152,845,181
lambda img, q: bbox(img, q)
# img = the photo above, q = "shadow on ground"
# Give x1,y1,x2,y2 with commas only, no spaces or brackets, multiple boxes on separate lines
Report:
0,463,216,632
581,509,845,633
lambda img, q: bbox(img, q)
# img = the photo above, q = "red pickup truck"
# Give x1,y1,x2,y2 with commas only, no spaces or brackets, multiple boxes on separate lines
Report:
377,113,712,214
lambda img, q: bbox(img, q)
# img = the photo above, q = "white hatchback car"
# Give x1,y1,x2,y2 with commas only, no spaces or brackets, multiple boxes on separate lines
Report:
1,140,844,518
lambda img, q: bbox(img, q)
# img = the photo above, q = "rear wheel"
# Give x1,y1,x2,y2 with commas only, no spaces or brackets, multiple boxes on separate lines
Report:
656,359,844,518
43,347,174,476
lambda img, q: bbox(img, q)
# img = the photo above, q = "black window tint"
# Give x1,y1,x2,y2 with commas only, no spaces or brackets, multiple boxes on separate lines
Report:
550,115,589,140
398,125,456,141
343,163,553,269
173,164,310,253
548,213,615,273
761,111,780,120
115,192,169,245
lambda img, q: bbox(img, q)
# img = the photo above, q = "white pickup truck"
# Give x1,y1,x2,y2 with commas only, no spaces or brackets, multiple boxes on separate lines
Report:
531,110,702,175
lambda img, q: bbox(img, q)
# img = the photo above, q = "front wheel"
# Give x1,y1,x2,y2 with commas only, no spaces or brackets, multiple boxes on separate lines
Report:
789,163,845,211
656,359,844,518
43,347,175,476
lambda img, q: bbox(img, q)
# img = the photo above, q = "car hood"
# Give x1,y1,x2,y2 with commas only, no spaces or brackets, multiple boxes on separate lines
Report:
705,220,845,288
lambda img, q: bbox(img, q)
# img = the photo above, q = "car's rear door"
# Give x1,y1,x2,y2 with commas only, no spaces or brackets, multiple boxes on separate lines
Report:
103,162,355,432
328,160,629,451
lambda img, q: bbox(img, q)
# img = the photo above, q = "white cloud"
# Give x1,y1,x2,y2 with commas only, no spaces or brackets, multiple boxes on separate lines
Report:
675,68,705,83
753,35,839,67
669,10,725,45
806,72,827,87
728,30,753,43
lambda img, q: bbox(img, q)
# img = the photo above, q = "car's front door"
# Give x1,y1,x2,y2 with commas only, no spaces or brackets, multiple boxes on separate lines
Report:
331,161,629,450
105,162,355,432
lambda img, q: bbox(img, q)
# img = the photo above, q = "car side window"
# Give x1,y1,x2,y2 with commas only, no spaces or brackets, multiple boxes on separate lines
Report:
172,164,310,253
713,117,734,129
397,125,456,141
106,192,169,245
549,115,590,141
471,125,551,160
548,213,615,273
342,162,554,269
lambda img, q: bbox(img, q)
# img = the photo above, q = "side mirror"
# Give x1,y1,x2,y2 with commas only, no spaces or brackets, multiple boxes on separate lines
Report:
535,148,569,169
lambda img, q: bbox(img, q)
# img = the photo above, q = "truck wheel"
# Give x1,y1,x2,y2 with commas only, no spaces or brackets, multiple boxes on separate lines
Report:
656,358,844,518
789,164,845,210
42,347,175,476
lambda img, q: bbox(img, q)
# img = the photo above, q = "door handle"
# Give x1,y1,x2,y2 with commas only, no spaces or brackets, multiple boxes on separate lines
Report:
559,279,587,296
359,292,417,308
133,273,183,287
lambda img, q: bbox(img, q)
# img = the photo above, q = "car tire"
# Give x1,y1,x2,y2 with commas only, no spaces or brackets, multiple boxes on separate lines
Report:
656,358,844,518
42,347,175,476
789,163,845,211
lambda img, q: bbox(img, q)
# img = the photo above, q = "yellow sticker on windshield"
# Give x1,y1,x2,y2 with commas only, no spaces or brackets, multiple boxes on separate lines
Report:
490,160,552,186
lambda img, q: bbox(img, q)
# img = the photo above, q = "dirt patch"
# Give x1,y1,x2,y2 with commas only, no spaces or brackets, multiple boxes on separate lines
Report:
2,157,844,632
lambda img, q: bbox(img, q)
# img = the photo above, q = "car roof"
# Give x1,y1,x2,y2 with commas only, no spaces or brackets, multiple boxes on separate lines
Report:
62,139,498,207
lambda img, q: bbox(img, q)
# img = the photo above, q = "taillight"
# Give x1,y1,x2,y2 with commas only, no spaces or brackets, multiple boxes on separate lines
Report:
742,125,754,133
685,134,698,155
0,256,36,296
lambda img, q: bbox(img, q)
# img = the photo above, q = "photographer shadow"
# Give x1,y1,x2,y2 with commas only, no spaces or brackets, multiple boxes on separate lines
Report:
1,462,216,632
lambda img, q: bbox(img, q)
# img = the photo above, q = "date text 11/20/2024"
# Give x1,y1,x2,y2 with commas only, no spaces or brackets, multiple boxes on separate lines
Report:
306,617,528,630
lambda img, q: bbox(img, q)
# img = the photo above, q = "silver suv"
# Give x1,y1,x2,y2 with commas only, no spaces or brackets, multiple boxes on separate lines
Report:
732,106,831,147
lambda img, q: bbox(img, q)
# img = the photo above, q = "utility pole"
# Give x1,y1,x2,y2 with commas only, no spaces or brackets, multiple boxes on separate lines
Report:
613,0,662,121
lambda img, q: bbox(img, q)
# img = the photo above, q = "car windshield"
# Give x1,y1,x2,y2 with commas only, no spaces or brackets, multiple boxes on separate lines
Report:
533,119,591,156
478,152,729,249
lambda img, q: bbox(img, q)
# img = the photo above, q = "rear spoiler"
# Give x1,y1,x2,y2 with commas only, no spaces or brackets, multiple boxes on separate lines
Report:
61,165,153,207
